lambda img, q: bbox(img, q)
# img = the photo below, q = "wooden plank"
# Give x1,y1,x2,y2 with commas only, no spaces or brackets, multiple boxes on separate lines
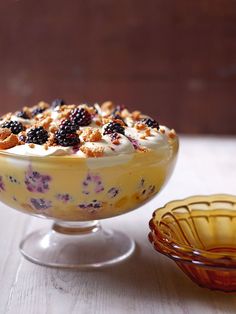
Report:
0,209,29,314
2,136,236,313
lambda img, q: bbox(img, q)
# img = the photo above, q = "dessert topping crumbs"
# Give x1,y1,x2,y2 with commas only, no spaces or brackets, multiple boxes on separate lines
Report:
82,128,102,142
80,146,104,157
168,129,176,139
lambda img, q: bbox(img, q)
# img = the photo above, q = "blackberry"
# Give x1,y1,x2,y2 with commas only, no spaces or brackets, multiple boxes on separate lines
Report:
142,118,159,129
16,111,30,119
103,122,125,135
2,120,24,134
32,107,46,117
59,119,78,133
55,131,80,147
70,108,92,126
51,98,66,109
26,126,48,145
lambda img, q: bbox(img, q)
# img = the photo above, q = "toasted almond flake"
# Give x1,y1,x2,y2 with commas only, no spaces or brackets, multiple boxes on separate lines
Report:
66,104,76,110
87,106,97,115
101,101,114,113
0,128,19,149
131,111,141,120
49,125,58,133
82,128,102,142
47,134,56,146
95,120,102,126
29,143,35,149
0,128,11,140
169,129,176,139
102,117,110,125
37,101,49,109
43,144,49,150
22,106,32,117
40,117,53,129
112,138,121,145
57,110,71,120
121,109,130,118
135,122,147,130
138,146,150,153
80,146,104,157
145,128,151,137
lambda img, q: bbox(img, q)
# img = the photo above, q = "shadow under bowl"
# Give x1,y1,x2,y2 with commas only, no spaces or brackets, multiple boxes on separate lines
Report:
149,194,236,292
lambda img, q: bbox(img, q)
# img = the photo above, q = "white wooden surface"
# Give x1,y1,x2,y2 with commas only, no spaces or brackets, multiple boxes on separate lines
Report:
1,136,236,314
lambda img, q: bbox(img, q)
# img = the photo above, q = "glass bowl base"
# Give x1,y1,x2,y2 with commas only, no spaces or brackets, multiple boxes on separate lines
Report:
19,221,135,268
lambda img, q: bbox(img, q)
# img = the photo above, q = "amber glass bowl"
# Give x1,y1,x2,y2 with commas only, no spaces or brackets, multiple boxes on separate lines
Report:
149,194,236,292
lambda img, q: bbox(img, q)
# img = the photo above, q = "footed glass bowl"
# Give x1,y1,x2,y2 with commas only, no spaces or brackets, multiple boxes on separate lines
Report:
0,136,178,268
149,194,236,292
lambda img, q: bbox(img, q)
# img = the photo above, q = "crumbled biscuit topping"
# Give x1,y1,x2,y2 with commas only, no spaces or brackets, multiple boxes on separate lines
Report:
0,99,175,157
81,128,102,142
80,146,104,157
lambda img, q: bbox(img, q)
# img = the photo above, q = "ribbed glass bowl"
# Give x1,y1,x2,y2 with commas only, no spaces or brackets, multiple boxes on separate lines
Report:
0,135,178,268
149,194,236,292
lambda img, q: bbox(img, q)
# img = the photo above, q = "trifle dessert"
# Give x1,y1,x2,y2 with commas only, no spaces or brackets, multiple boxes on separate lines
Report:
0,99,179,267
0,99,178,221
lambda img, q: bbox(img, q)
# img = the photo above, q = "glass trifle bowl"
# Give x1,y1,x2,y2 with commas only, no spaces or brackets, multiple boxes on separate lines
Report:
0,100,178,268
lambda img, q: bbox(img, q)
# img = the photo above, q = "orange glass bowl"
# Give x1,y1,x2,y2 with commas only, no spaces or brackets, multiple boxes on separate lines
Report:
149,194,236,292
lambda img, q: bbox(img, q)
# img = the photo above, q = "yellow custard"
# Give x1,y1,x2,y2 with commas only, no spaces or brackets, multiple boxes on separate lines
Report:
0,138,178,221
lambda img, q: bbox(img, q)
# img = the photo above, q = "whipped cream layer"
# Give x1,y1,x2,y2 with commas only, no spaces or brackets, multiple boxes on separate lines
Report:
0,101,176,158
6,125,171,157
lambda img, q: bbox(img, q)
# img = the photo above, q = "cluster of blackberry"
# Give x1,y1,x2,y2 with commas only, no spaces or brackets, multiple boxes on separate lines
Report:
2,121,24,134
54,107,92,146
26,127,49,145
70,108,92,126
55,119,80,147
103,122,125,135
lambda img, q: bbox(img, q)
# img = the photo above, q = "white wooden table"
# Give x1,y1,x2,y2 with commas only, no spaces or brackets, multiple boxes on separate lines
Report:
1,136,236,314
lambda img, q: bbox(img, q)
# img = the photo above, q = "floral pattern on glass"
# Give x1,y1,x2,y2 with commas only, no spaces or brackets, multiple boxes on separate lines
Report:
56,193,73,203
78,200,103,213
25,165,51,193
136,178,156,201
30,198,52,211
107,187,120,198
82,173,104,195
